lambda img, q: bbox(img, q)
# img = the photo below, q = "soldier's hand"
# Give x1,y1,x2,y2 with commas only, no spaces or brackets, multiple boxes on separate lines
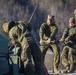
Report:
59,38,65,42
39,39,43,45
21,50,27,62
69,41,73,43
65,37,69,42
46,38,51,44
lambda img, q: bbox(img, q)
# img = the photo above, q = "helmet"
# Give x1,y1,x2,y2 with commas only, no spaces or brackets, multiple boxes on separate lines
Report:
2,22,9,32
2,21,15,32
47,15,52,20
69,17,75,23
47,15,55,24
74,9,76,15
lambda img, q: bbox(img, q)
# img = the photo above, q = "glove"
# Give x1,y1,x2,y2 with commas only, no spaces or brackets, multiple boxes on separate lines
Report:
59,38,65,42
65,37,69,42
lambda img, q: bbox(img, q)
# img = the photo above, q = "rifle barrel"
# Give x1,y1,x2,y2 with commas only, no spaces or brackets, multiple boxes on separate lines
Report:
28,5,38,23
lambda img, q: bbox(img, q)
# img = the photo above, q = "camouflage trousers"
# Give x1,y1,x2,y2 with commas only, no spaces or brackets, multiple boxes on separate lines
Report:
40,43,60,68
22,42,44,75
61,45,76,67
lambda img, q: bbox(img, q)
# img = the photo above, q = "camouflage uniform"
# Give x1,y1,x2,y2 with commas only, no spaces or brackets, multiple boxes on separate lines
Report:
3,21,44,75
39,22,60,72
60,17,76,73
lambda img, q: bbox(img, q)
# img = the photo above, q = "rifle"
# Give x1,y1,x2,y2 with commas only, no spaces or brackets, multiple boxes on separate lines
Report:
28,5,38,23
38,40,59,46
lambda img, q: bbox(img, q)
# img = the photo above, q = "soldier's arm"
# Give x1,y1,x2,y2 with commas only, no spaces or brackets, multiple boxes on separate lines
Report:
9,27,19,46
60,28,69,42
62,28,69,39
39,23,45,40
50,26,58,40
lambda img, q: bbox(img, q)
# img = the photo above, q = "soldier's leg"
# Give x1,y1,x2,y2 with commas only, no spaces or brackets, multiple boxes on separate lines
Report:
61,46,70,73
9,63,13,75
17,47,25,73
32,44,46,75
24,47,36,75
68,63,75,73
40,45,48,62
20,45,35,75
40,45,49,75
24,61,35,75
68,48,75,73
50,43,60,73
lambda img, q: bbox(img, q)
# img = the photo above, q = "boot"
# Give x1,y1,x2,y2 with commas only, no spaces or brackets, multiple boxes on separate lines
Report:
54,66,60,73
67,63,75,73
62,66,69,73
25,63,35,75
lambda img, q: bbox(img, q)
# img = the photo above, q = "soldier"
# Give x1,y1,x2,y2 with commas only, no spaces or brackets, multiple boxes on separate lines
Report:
39,15,60,73
74,9,76,24
60,17,76,73
2,21,45,75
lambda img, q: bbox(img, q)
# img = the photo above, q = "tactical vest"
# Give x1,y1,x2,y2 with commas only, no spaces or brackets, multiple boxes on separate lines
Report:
65,25,76,45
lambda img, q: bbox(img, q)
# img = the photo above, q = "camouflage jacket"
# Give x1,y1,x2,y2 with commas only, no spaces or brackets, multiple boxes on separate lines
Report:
9,22,35,47
39,22,58,41
61,25,76,45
